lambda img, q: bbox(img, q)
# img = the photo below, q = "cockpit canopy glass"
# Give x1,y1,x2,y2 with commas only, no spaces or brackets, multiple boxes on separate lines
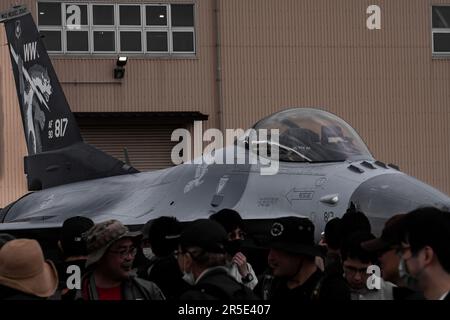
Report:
251,108,373,162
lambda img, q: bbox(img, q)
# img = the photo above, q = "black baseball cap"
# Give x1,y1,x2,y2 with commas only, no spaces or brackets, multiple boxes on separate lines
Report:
180,219,227,253
361,214,407,253
60,216,94,256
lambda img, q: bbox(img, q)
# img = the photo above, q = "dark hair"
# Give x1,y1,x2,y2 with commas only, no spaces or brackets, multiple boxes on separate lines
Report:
341,231,377,264
145,216,182,257
341,209,371,240
209,209,243,234
324,218,343,250
404,207,450,274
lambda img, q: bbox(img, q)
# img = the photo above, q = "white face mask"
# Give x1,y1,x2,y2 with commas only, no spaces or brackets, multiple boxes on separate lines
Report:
181,253,195,285
142,247,155,260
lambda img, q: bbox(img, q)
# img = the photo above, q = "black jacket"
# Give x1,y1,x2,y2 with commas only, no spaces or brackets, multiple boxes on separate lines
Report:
140,255,190,300
179,267,259,300
257,268,350,301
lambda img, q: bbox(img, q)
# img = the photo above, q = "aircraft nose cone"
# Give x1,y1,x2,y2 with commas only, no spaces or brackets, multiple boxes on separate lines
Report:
349,173,450,235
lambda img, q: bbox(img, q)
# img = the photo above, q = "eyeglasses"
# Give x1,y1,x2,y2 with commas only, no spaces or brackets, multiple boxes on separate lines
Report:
343,265,369,277
109,246,137,259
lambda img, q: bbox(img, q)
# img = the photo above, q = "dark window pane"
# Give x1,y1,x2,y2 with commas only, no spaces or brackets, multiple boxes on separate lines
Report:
173,32,194,52
40,30,61,51
120,32,142,52
146,6,167,26
93,5,114,25
146,32,168,51
120,6,141,26
38,2,61,26
171,4,194,27
434,33,450,52
433,6,450,28
65,4,88,27
67,31,88,51
94,31,115,51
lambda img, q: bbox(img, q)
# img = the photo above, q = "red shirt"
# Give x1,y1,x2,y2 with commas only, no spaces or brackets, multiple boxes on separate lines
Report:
96,286,122,300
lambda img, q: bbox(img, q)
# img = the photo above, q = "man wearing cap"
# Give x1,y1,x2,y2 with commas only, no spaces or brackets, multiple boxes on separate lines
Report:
177,219,258,300
400,207,450,300
361,214,422,300
0,239,58,300
55,216,94,300
81,219,165,300
260,216,349,301
138,216,189,300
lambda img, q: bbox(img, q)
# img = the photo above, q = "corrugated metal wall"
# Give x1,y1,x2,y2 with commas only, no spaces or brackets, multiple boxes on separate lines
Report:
0,26,28,207
44,0,218,129
78,118,183,171
219,0,450,195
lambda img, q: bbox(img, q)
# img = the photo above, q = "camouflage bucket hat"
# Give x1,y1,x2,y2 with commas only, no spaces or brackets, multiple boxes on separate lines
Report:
85,220,142,267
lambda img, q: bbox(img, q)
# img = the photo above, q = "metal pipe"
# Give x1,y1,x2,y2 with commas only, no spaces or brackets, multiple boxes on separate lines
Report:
213,0,223,131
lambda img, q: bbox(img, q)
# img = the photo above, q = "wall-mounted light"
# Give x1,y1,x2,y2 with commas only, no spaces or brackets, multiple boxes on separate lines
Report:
114,56,127,79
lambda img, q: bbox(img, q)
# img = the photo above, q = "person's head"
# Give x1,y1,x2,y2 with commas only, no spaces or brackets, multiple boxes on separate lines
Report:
59,216,94,258
400,207,450,296
341,232,377,290
0,233,15,249
361,214,407,283
141,216,182,258
84,220,142,281
322,217,343,253
0,239,58,298
341,208,371,239
210,209,245,241
267,217,322,278
177,219,227,282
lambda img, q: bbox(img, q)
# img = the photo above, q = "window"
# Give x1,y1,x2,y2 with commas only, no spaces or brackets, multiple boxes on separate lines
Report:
144,4,195,53
93,31,115,52
37,2,195,55
432,6,450,55
40,30,62,51
38,2,62,26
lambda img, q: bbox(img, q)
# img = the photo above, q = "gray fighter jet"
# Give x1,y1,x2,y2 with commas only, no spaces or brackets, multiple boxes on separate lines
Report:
1,7,449,241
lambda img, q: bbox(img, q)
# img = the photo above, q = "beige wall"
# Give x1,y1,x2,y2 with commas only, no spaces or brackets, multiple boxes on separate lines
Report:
0,26,28,207
219,0,450,195
1,0,449,207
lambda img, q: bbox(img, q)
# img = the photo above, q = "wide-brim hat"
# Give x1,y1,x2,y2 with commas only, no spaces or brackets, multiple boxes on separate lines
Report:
269,217,323,257
85,220,142,267
270,240,323,257
0,239,58,298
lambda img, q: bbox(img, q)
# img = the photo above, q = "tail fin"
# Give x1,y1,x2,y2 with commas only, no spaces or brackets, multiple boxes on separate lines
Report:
1,6,138,190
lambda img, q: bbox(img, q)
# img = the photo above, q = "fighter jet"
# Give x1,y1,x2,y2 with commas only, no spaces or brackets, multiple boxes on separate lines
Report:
1,6,449,242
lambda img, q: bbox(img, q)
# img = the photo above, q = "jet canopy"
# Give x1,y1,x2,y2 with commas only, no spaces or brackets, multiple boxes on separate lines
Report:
251,108,373,162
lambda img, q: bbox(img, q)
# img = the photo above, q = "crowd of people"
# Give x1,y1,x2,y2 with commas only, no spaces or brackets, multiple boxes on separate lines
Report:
0,206,449,301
